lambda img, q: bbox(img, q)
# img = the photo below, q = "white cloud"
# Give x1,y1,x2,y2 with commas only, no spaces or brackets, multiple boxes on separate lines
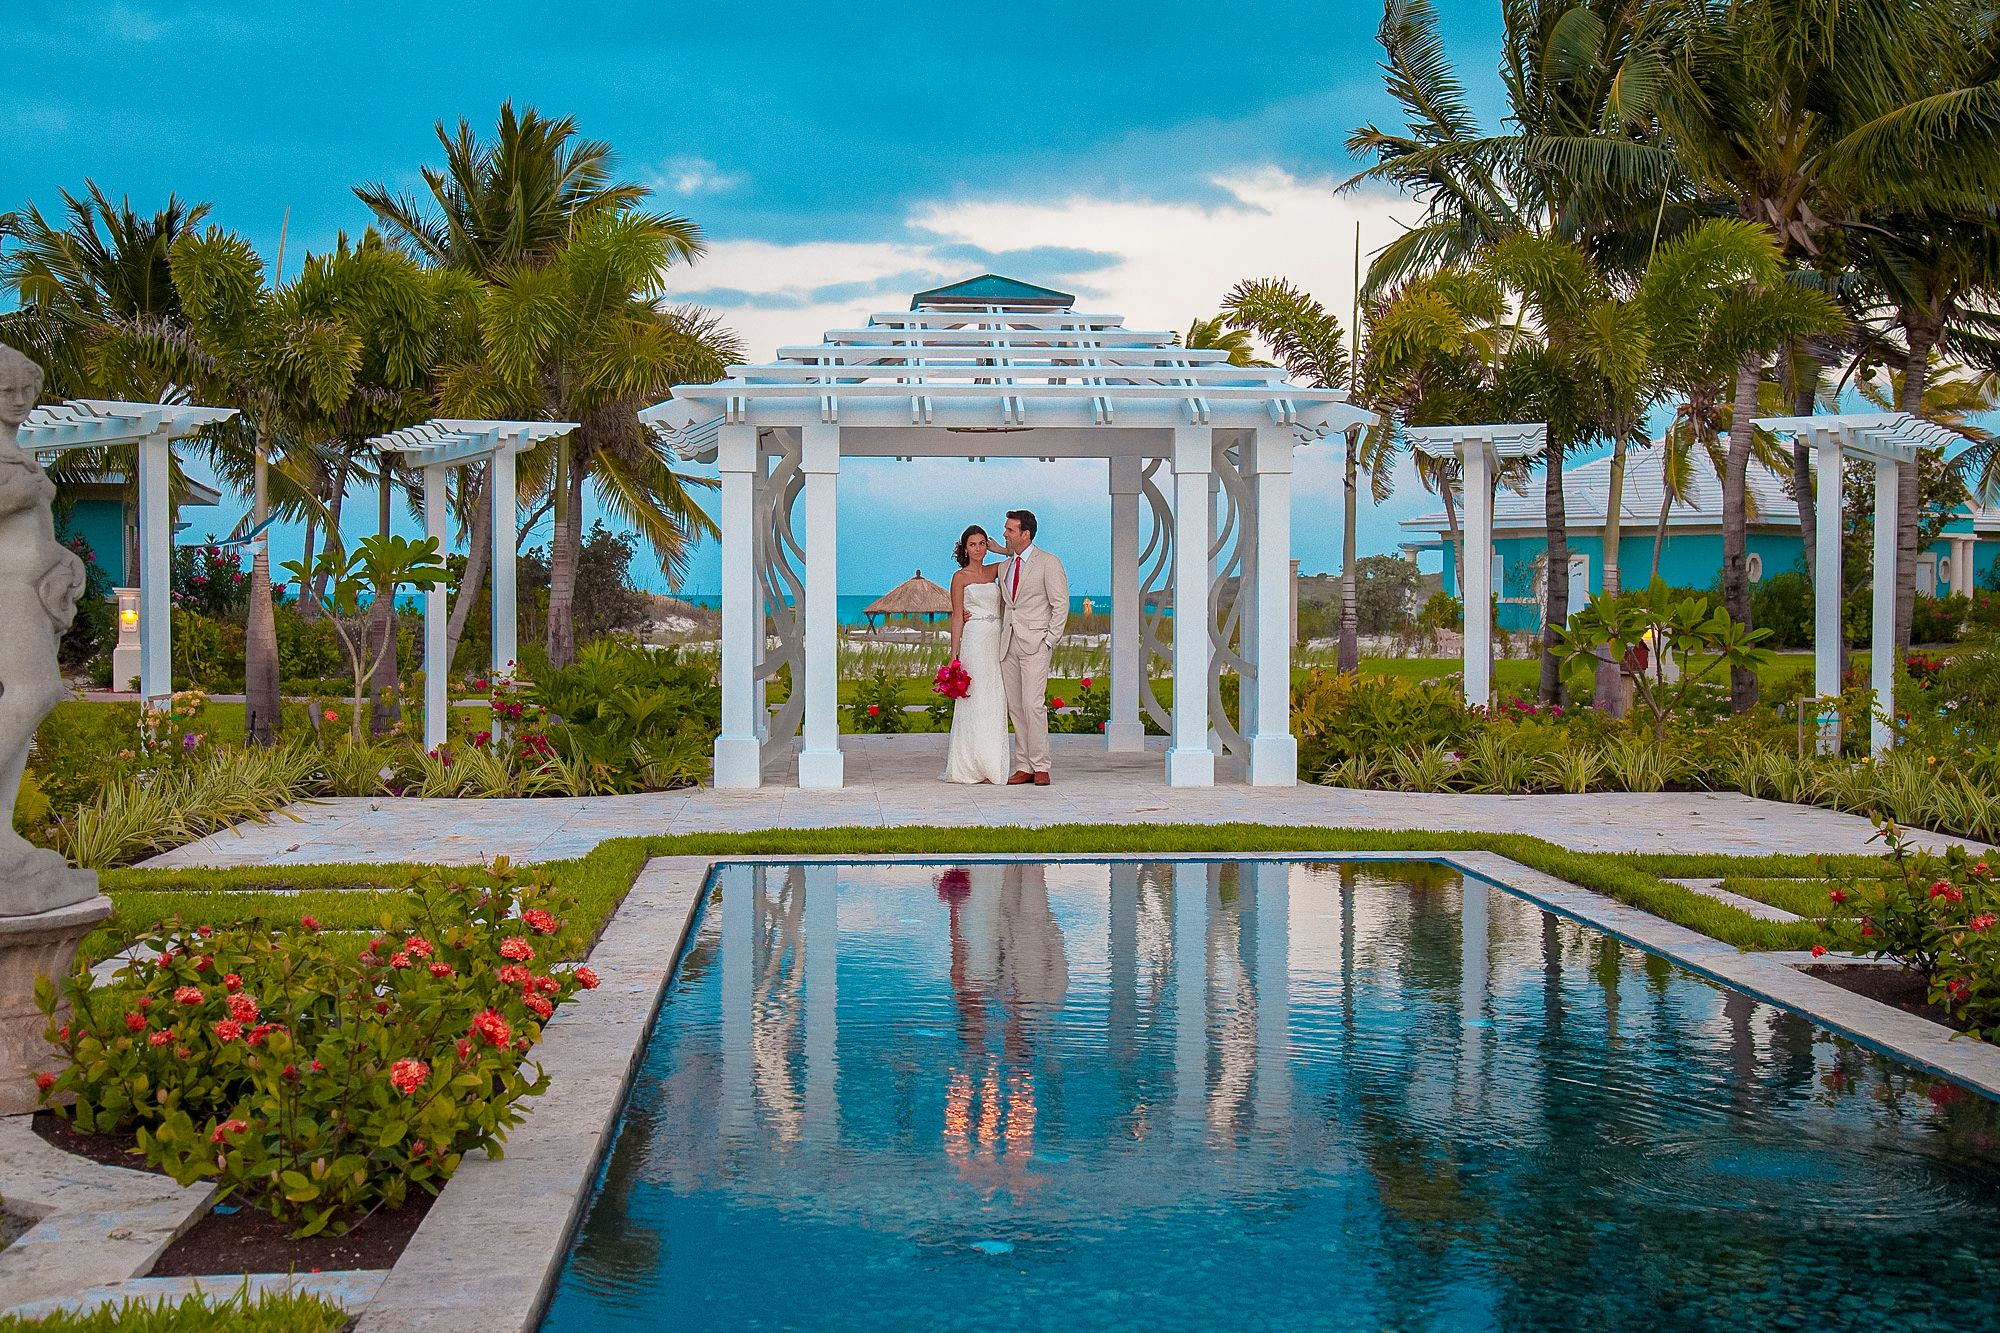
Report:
650,156,744,197
672,168,1417,361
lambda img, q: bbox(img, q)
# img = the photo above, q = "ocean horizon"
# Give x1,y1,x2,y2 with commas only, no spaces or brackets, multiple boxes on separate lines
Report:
672,592,1123,627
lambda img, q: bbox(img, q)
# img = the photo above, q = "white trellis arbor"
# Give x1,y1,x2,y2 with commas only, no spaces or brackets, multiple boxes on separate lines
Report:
22,400,239,704
1406,423,1548,708
370,418,578,750
641,276,1375,790
1753,411,1962,757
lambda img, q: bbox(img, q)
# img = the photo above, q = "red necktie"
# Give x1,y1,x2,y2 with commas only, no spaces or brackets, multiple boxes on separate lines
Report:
1011,556,1022,599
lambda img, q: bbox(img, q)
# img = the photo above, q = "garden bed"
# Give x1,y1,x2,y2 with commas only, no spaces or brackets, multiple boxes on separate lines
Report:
30,1109,165,1173
148,1189,435,1277
1804,962,1964,1031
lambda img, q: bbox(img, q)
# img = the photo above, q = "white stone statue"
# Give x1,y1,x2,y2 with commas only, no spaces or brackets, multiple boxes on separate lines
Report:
0,346,96,916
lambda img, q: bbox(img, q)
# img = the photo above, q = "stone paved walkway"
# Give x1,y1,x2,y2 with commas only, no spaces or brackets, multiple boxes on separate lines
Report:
141,734,1938,868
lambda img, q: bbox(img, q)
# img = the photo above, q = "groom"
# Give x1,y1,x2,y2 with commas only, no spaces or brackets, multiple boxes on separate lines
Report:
998,509,1068,786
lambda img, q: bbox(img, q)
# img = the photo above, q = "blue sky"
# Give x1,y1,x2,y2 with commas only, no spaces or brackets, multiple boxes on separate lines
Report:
5,2,1515,595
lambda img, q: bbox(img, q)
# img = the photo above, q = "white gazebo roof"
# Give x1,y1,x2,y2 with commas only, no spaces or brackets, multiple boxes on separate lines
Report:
641,275,1374,459
370,418,578,465
22,399,238,457
1404,422,1548,463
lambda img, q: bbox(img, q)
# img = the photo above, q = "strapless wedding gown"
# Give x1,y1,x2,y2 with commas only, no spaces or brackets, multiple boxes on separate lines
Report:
942,581,1010,783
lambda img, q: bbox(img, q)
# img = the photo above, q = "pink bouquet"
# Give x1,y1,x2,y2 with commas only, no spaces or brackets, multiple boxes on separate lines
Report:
933,658,972,700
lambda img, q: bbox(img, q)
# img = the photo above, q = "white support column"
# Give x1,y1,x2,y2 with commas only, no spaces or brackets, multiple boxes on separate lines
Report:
1950,534,1976,598
1813,433,1843,754
751,444,771,743
721,866,754,1140
1107,454,1145,752
802,864,838,1147
1460,438,1495,710
1871,458,1899,757
1167,427,1214,787
1458,875,1488,1113
714,424,762,788
798,423,844,789
422,463,449,752
489,445,518,680
1246,430,1296,785
135,429,172,705
1172,861,1209,1135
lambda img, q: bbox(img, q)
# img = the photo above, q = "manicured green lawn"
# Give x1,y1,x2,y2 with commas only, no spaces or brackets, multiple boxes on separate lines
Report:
0,1290,348,1332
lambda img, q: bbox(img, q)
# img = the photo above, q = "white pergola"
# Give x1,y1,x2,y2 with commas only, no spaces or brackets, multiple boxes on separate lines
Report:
1754,411,1961,756
22,399,239,704
370,418,578,750
1406,423,1548,708
641,275,1375,790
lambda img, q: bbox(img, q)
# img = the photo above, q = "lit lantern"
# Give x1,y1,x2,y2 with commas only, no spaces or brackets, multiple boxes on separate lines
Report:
112,587,142,693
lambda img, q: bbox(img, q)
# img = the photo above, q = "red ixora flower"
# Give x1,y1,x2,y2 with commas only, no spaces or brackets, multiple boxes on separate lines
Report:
148,1031,171,1047
1050,696,1066,710
124,1011,146,1032
574,966,599,990
867,704,880,716
1974,861,1991,876
1970,914,1997,931
389,952,411,969
210,1118,249,1142
389,1058,430,1095
225,993,259,1024
1948,978,1972,1002
213,1019,244,1043
1080,676,1093,690
521,909,558,935
497,963,532,987
174,985,203,1006
1929,881,1963,903
429,961,454,978
524,994,554,1020
499,936,535,962
222,973,242,993
300,915,320,932
34,1072,55,1092
1828,888,1848,904
404,935,434,959
470,1009,512,1047
1810,944,1828,958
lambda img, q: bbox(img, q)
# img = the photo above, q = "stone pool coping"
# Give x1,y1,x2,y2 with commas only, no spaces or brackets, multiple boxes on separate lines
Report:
351,848,2000,1333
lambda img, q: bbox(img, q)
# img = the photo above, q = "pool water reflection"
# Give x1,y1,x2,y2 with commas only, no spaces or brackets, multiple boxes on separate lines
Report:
539,860,2000,1332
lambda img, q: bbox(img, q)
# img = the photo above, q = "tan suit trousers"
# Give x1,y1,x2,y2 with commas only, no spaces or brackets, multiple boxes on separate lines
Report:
1001,640,1053,774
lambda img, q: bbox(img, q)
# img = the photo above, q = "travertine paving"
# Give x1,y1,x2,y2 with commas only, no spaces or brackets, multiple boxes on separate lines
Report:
145,734,1945,868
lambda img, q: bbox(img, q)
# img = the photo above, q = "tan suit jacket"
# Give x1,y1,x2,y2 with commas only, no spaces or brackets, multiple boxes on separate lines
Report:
998,546,1068,658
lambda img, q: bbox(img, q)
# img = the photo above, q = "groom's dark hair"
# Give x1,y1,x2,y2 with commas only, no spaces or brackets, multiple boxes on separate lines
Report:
1006,509,1038,539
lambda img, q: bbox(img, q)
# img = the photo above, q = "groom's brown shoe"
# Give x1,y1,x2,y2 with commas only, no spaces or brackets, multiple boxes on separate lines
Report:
1008,770,1035,785
1033,772,1051,786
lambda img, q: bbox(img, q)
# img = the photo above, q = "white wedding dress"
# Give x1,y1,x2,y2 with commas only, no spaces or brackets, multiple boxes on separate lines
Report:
942,580,1011,783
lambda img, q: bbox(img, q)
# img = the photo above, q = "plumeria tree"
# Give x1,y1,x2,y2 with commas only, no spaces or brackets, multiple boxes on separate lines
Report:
283,533,448,744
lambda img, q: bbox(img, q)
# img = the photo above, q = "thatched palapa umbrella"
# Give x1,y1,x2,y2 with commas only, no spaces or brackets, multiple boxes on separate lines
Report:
864,570,951,627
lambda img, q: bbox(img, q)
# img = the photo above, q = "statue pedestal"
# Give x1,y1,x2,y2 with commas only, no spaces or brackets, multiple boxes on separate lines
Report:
0,896,111,1116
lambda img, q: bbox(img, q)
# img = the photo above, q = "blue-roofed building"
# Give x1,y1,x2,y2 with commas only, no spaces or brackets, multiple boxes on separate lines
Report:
55,472,222,587
1400,449,2000,632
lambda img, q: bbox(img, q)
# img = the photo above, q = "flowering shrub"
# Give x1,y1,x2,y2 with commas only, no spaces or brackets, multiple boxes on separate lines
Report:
848,667,910,733
172,538,251,617
1821,820,2000,1036
1050,676,1112,734
36,860,598,1236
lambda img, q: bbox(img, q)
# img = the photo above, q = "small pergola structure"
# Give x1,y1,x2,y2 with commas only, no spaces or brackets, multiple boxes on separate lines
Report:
22,399,239,704
370,418,578,750
1405,423,1547,708
642,275,1375,789
1754,411,1962,756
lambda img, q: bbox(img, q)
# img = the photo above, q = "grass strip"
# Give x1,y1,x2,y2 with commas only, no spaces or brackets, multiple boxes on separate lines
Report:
0,1288,348,1332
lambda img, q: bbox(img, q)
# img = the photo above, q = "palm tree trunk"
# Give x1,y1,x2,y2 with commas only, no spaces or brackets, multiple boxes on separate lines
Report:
1724,352,1761,711
307,461,347,618
369,464,400,735
244,440,281,745
1593,434,1630,713
1896,326,1937,654
1338,429,1359,674
445,461,491,676
546,437,583,668
1538,445,1569,706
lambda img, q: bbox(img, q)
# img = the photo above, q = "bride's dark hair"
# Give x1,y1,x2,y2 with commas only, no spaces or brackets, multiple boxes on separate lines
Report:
953,525,989,569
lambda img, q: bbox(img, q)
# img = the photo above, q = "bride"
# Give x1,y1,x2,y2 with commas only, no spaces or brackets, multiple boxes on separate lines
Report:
942,525,1011,783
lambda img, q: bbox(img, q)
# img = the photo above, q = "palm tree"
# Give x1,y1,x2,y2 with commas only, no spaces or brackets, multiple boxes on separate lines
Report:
1177,315,1261,366
1222,278,1381,671
358,102,709,670
0,181,209,399
468,210,738,666
1657,0,2000,707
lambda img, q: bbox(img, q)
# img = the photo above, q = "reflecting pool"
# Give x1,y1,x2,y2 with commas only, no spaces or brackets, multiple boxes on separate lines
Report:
540,860,2000,1332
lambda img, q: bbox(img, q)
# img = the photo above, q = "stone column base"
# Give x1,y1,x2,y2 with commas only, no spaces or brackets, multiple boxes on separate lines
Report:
0,895,112,1116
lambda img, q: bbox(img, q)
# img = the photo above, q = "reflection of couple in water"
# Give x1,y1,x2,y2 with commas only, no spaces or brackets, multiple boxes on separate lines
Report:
936,864,1069,1196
